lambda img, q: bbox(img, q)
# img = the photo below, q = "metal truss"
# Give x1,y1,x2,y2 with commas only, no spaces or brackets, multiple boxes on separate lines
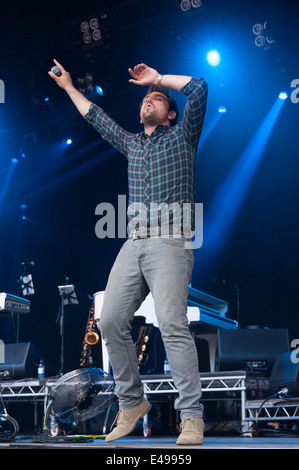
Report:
3,373,298,435
0,379,58,414
246,398,299,422
142,373,247,395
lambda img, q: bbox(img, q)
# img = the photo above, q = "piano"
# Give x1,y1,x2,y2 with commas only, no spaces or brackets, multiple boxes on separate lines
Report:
134,286,238,372
0,293,31,315
96,286,238,373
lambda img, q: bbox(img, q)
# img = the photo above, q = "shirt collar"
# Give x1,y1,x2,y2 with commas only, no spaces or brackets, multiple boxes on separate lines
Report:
140,124,170,139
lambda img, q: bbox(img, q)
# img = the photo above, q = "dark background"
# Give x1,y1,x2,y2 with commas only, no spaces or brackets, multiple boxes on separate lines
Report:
0,0,298,376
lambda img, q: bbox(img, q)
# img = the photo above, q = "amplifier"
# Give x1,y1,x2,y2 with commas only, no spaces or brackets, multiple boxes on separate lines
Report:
0,342,41,379
216,328,290,374
269,352,299,396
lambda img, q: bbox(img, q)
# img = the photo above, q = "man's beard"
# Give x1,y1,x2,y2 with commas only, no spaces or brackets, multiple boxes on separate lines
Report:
141,109,160,126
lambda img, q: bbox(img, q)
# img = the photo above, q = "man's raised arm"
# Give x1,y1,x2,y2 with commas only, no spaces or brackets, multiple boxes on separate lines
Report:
128,63,192,92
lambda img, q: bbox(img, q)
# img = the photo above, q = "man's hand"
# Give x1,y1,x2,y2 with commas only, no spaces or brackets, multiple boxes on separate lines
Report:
48,59,91,116
128,63,160,86
129,64,193,93
48,59,73,91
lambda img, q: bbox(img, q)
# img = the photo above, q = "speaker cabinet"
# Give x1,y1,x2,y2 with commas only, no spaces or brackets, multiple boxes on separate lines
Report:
216,328,290,374
0,342,42,379
269,351,299,396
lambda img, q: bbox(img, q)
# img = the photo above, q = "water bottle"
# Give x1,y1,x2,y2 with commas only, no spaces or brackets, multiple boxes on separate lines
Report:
37,359,45,379
164,356,171,374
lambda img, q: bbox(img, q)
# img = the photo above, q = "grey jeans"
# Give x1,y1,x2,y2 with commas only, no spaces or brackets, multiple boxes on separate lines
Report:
99,235,204,419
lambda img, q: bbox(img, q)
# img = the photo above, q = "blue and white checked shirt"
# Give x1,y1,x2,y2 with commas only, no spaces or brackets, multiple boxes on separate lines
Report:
84,78,208,233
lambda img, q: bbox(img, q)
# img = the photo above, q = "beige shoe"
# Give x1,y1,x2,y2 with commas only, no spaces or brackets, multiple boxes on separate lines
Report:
105,399,152,442
176,417,205,445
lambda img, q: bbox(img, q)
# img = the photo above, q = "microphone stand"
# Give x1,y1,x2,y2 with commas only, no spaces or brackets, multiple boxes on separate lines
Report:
56,277,78,377
15,262,35,343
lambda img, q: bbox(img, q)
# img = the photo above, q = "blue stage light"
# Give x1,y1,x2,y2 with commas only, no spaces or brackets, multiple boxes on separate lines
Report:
66,139,72,145
195,95,286,277
95,85,103,96
218,106,227,113
206,50,221,66
10,157,19,165
279,92,288,100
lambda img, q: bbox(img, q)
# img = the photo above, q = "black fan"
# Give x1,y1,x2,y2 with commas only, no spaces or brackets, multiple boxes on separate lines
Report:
43,367,115,435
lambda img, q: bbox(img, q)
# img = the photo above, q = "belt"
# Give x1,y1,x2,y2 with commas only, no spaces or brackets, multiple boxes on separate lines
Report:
129,225,191,240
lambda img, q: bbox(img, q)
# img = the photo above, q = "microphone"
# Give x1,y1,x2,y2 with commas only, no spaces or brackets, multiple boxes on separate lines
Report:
277,387,288,396
51,65,62,77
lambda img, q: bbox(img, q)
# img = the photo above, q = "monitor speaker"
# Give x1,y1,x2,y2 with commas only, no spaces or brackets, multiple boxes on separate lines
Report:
215,328,290,374
269,351,299,396
0,342,42,379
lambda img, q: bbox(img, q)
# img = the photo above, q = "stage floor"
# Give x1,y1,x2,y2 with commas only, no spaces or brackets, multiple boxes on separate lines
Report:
1,434,299,450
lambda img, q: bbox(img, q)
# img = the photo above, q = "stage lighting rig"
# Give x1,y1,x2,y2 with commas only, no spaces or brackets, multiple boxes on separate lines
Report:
80,18,103,47
252,21,276,50
76,72,95,94
179,0,202,11
75,71,103,97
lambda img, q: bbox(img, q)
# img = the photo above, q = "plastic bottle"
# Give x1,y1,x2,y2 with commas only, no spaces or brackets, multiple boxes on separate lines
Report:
37,359,45,379
164,356,171,374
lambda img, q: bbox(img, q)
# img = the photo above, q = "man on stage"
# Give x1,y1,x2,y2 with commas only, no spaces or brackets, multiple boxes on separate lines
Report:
49,59,208,445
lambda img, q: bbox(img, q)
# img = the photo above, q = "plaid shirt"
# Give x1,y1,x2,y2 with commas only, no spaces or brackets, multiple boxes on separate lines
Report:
84,78,208,232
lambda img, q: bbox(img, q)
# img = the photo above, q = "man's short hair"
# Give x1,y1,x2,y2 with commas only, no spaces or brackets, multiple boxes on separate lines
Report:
142,85,179,126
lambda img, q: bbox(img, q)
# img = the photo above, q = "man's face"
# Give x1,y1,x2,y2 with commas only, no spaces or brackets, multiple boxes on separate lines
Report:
140,92,174,127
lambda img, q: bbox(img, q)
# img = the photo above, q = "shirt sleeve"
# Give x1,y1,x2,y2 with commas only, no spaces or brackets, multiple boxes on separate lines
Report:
179,78,208,147
84,103,134,158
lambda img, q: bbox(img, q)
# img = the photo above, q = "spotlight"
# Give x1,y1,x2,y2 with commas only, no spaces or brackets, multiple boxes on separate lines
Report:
95,85,103,96
191,0,202,6
89,18,99,30
252,23,263,35
80,21,90,33
206,50,221,66
83,32,92,44
255,36,266,47
180,0,191,11
218,106,227,113
84,73,93,83
85,83,95,93
92,29,102,41
66,139,72,145
10,157,19,165
279,92,288,100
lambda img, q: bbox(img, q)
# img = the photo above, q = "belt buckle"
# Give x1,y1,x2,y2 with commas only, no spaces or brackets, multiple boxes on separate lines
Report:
139,227,147,238
131,229,138,240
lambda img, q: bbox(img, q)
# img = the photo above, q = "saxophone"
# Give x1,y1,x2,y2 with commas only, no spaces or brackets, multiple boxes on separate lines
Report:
80,301,100,367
